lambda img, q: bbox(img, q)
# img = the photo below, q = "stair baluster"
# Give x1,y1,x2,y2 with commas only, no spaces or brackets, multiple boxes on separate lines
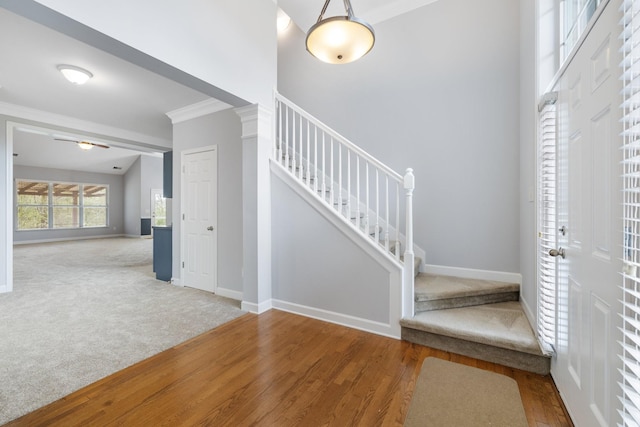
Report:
274,91,415,317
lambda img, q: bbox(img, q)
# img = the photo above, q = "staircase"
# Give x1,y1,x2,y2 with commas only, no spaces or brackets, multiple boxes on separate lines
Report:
274,93,549,371
275,92,418,333
400,273,551,375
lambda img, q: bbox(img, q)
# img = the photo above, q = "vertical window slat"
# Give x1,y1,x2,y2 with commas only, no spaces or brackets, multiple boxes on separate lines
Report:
620,1,640,424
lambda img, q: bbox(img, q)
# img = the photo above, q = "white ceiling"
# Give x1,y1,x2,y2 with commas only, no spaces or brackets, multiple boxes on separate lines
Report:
2,1,439,175
278,0,441,33
12,126,155,175
0,7,214,175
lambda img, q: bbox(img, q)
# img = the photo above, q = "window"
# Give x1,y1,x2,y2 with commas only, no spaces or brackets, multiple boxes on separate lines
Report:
83,185,108,228
560,0,603,61
537,93,558,353
16,181,49,230
620,1,640,424
52,183,80,228
16,180,109,231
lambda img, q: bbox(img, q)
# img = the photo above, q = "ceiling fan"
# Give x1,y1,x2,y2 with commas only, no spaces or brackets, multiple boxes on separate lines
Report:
54,138,110,150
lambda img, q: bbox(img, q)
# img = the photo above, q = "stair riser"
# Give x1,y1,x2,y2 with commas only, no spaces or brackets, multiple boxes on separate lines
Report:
415,291,519,312
401,328,550,375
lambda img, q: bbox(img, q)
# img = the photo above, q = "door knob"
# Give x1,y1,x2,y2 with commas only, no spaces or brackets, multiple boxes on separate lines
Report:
549,247,565,259
207,226,214,231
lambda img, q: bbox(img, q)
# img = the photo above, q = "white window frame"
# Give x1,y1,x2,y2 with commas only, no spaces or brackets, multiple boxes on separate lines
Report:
15,179,109,231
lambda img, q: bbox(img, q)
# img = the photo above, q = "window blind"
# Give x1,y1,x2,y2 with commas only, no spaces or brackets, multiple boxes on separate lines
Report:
537,93,558,353
620,0,640,424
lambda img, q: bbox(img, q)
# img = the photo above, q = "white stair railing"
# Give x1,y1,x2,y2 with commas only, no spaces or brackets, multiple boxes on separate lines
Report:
274,92,416,313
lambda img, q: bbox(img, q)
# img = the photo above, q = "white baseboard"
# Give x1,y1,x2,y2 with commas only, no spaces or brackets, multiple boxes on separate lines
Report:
13,234,126,245
0,284,8,294
241,299,273,314
520,297,536,330
424,264,522,285
215,287,242,301
272,299,401,339
170,277,182,287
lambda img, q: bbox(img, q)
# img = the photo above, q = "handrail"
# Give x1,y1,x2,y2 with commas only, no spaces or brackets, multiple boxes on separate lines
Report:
274,92,402,182
274,91,416,317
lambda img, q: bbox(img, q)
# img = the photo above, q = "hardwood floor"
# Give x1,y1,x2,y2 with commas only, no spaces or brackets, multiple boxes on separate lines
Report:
6,310,573,426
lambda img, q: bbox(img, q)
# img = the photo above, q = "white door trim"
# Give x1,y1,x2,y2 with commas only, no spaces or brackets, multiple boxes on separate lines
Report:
1,122,15,293
180,145,218,292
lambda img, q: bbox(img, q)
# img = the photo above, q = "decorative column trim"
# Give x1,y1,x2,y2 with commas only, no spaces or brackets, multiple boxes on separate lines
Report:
235,104,273,313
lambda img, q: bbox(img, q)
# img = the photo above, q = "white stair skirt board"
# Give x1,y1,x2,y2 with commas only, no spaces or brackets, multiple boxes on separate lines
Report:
272,299,402,339
241,299,273,314
424,264,522,285
520,296,536,332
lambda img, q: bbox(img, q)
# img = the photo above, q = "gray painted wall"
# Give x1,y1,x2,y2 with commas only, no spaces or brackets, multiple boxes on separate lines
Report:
124,156,141,236
172,108,243,293
13,165,124,243
123,154,163,236
272,175,391,323
278,0,521,274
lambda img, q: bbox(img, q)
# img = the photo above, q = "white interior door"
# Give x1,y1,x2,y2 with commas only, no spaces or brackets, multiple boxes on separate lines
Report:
550,2,622,425
181,146,217,293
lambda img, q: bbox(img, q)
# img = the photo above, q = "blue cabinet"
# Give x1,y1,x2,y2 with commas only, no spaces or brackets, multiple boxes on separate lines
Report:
153,226,172,281
141,218,151,236
163,151,173,198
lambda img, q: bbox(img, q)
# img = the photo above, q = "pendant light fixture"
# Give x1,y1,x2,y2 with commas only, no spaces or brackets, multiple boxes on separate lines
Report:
306,0,375,64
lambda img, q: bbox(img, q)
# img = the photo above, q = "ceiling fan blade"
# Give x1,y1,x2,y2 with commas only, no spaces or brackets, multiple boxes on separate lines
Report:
54,138,110,149
89,142,110,149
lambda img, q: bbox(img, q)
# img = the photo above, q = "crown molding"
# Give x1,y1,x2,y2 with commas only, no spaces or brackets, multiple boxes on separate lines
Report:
166,99,232,124
364,0,440,25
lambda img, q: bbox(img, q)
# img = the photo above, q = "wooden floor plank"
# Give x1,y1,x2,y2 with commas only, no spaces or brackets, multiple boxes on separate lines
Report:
5,310,574,427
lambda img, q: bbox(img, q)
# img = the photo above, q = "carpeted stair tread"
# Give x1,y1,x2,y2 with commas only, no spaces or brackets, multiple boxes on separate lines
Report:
414,273,519,311
401,301,544,356
415,273,519,301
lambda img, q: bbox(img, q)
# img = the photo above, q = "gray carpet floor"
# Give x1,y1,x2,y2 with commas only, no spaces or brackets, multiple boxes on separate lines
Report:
0,237,245,425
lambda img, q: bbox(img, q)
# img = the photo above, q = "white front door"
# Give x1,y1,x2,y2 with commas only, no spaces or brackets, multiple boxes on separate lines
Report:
181,146,217,293
551,2,622,425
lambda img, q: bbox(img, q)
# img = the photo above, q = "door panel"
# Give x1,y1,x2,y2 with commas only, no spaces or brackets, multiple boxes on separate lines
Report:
550,2,622,425
182,147,217,293
591,107,612,261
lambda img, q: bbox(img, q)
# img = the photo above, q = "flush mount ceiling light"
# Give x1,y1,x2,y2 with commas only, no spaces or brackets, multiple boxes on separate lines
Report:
306,0,375,64
57,64,93,85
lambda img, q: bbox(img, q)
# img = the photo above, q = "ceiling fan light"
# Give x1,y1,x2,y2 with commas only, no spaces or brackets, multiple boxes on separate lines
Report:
57,65,93,85
77,141,93,150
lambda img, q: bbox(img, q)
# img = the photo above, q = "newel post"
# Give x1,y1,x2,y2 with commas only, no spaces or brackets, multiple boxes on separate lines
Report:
403,168,415,317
